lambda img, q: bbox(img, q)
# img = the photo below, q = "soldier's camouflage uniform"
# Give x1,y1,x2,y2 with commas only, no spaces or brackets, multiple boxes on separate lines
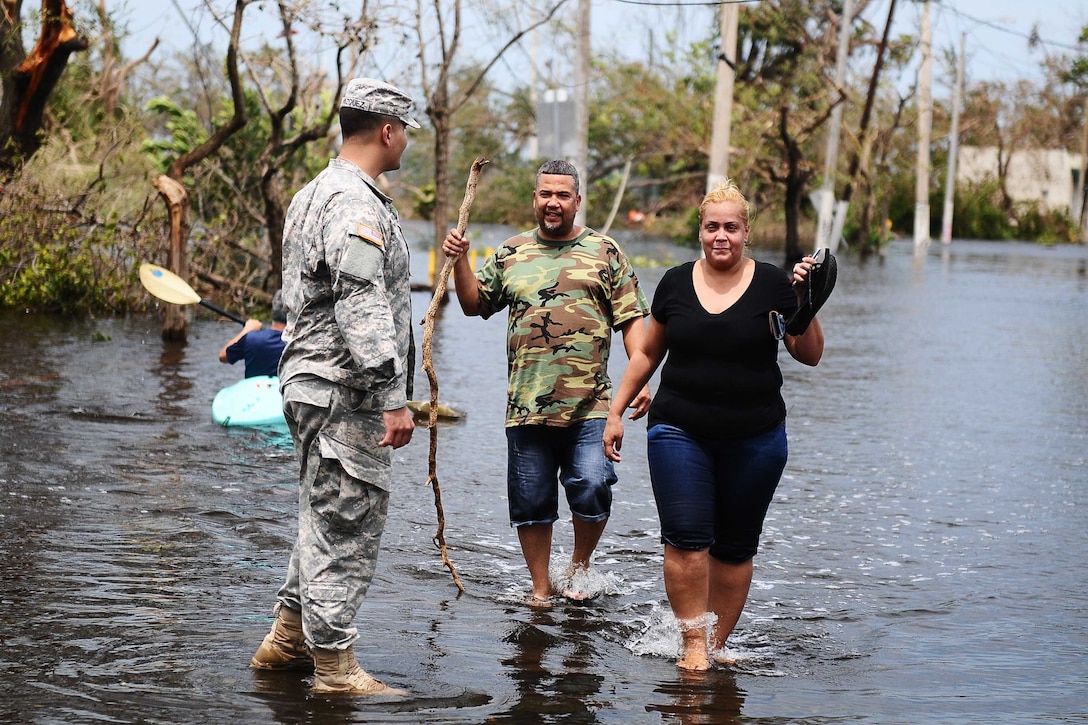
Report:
475,228,649,428
273,157,414,651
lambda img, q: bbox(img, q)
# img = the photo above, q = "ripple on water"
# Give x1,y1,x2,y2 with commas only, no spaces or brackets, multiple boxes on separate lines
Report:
3,243,1087,722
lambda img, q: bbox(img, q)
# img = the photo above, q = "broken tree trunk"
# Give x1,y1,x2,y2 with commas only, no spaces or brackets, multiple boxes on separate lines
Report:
151,174,190,341
0,0,89,183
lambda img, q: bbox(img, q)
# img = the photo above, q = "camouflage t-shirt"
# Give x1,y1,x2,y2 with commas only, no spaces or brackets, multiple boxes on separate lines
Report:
476,228,649,427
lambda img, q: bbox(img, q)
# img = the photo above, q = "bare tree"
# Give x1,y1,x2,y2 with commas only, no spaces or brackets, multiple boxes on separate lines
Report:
736,0,853,264
90,0,159,119
758,102,824,262
414,0,568,289
839,0,902,253
241,0,375,292
0,0,89,185
154,0,248,340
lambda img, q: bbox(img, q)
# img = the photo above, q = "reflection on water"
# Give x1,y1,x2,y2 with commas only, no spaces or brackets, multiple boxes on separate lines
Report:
1,238,1086,724
645,671,746,725
495,610,604,722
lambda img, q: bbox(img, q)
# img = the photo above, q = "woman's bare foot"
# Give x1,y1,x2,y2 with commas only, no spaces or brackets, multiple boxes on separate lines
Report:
562,562,599,601
677,650,710,672
677,622,710,672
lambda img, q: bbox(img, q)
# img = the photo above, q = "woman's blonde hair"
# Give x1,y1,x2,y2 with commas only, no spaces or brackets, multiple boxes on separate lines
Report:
699,179,750,228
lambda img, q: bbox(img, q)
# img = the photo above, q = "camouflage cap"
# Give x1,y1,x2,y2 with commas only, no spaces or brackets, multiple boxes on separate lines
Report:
340,78,421,129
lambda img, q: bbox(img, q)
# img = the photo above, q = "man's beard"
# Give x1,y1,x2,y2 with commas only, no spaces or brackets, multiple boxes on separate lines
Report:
539,210,571,237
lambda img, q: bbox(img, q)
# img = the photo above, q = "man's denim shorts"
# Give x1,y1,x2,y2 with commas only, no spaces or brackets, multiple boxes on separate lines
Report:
505,418,617,527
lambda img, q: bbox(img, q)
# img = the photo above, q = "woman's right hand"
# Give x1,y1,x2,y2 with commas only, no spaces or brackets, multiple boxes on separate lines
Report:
791,254,817,294
603,414,624,463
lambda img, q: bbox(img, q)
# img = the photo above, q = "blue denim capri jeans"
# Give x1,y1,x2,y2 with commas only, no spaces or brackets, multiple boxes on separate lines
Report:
646,422,787,563
506,419,617,527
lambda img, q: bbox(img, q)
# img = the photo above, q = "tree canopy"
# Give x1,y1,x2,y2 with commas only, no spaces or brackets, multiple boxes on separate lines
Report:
1,1,1085,317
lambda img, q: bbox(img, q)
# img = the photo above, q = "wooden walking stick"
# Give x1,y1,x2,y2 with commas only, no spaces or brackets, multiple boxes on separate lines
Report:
420,156,489,593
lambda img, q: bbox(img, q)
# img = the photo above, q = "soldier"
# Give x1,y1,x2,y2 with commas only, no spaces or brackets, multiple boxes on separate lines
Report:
250,78,419,695
442,160,651,607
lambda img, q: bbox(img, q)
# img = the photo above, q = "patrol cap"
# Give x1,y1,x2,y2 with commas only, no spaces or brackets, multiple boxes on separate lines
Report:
340,78,421,129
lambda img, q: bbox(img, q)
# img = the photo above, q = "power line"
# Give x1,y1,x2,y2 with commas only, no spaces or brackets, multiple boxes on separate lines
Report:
608,0,1083,54
940,3,1083,52
609,0,758,7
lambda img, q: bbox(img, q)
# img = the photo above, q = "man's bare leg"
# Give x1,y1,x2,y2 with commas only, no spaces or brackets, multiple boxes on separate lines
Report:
517,523,554,604
564,517,607,599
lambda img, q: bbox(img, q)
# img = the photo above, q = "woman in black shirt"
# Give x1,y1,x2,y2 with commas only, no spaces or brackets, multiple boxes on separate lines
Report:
604,179,825,671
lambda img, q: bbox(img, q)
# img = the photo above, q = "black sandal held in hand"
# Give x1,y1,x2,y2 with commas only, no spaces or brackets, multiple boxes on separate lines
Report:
785,247,837,336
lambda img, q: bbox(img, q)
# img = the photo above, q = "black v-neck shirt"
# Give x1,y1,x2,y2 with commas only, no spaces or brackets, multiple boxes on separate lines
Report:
647,260,799,438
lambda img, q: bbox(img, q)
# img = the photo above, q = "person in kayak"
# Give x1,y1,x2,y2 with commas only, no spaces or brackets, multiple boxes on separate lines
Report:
217,289,286,378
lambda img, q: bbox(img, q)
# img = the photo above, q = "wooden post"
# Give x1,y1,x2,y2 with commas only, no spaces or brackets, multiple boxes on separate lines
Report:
707,1,739,193
573,0,590,226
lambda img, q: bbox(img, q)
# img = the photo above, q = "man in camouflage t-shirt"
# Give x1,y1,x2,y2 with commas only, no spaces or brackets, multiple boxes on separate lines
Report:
443,159,651,606
250,79,417,696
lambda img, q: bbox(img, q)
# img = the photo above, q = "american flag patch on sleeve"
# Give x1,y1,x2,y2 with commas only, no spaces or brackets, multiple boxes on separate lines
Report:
355,222,384,248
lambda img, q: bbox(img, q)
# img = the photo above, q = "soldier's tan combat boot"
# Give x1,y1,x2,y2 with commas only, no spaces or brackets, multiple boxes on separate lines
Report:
311,647,407,695
250,604,312,670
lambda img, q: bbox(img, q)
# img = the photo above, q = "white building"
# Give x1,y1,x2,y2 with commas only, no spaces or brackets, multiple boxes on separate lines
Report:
957,146,1082,216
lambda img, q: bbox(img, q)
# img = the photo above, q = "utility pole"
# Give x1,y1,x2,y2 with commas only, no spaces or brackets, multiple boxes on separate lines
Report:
707,1,739,192
940,33,965,244
814,0,855,253
914,0,933,249
574,0,590,227
1079,118,1088,241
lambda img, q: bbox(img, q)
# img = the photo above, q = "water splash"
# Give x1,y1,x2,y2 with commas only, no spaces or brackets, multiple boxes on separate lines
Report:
624,603,769,670
552,562,623,600
625,602,681,659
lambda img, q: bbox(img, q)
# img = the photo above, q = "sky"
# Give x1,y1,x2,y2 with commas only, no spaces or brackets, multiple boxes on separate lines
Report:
117,0,1087,98
893,0,1087,85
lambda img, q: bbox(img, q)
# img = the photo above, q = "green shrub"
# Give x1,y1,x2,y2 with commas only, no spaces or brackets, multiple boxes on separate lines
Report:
1014,200,1078,245
952,179,1011,240
0,208,143,315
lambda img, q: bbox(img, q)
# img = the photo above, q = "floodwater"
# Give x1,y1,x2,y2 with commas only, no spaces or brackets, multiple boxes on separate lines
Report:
1,234,1086,724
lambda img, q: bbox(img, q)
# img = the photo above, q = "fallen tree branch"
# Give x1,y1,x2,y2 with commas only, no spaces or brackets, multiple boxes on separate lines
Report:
420,156,488,594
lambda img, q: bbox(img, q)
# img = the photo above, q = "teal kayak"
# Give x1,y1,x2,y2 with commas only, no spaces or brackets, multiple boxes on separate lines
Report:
212,376,465,429
211,375,286,428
